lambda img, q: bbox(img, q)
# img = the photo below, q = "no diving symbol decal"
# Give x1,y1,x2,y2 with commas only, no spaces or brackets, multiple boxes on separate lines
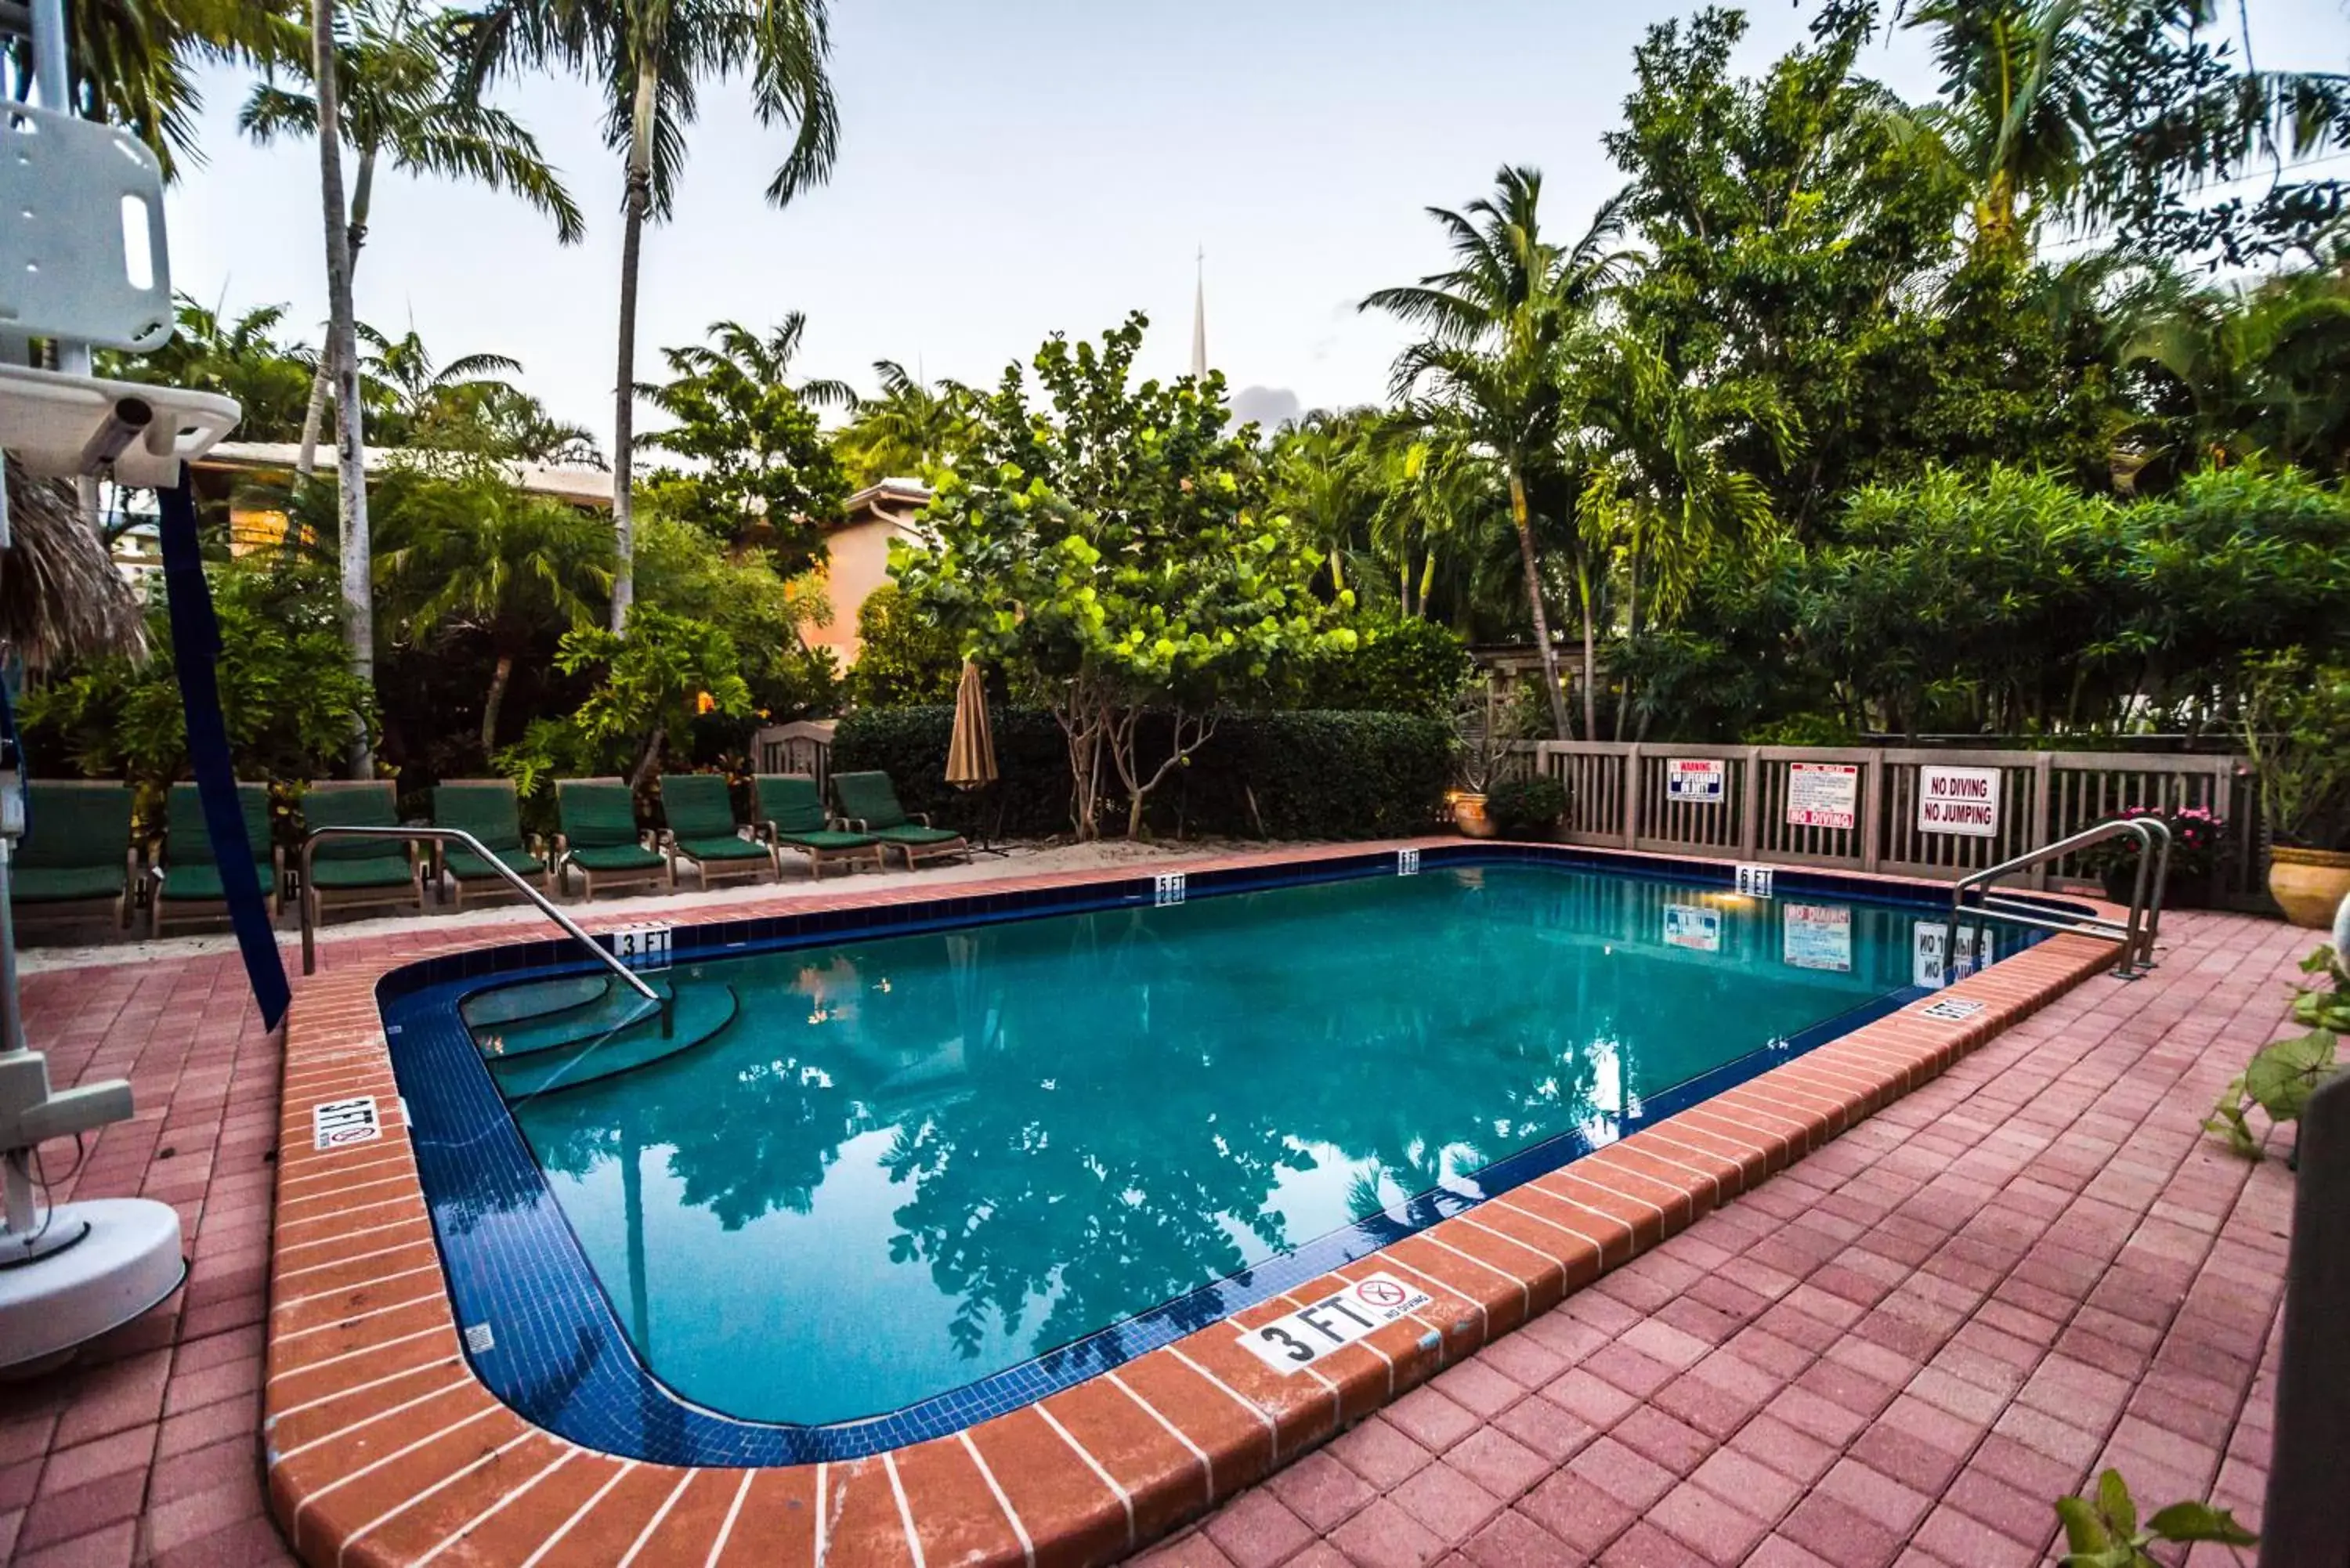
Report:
1236,1271,1434,1373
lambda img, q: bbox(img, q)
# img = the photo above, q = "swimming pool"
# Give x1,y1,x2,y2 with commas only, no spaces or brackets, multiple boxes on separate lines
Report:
379,847,2041,1465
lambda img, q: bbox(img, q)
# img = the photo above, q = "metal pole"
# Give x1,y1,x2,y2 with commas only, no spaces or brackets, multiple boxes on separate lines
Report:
297,826,658,1003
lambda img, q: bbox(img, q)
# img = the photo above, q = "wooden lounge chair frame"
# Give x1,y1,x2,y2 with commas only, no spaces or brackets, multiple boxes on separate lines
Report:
656,774,776,889
552,776,673,901
830,771,971,870
13,779,136,932
299,779,425,927
429,779,553,907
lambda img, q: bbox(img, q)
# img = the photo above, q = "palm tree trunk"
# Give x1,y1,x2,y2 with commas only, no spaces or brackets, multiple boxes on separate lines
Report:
1613,545,1643,744
609,62,658,636
298,143,376,481
1577,555,1597,742
1417,550,1437,620
312,0,373,775
1509,468,1571,741
482,652,513,755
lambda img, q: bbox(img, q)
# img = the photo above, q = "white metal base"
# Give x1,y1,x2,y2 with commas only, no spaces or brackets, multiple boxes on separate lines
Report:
0,1198,185,1375
0,365,240,487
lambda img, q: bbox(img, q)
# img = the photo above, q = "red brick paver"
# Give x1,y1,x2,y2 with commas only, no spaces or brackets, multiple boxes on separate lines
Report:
1146,911,2304,1568
0,892,2308,1566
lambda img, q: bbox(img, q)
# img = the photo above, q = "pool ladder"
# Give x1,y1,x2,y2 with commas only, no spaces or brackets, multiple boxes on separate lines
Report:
296,825,661,1004
1948,817,2171,979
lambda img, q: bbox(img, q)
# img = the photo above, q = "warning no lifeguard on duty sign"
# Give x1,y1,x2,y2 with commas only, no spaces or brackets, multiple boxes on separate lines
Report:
1917,766,2002,838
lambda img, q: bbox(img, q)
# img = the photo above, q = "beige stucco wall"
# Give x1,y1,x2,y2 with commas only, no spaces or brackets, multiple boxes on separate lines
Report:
804,515,913,664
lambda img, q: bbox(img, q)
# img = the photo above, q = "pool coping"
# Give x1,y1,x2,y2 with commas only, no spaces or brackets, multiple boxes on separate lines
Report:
263,838,2126,1568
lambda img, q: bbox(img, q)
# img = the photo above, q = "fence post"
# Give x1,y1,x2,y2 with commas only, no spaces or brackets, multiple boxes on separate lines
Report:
1739,747,1761,860
1860,754,1884,873
1622,745,1643,851
2030,753,2055,891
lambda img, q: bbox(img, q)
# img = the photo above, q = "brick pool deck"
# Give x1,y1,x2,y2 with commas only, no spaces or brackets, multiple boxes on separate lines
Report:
0,870,2307,1567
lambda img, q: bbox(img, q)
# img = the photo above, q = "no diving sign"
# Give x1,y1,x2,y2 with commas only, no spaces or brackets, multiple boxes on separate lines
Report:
1917,766,2001,839
1238,1272,1434,1374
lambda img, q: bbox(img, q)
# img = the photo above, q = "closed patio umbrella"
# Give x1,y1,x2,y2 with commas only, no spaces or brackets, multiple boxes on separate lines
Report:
945,659,1006,853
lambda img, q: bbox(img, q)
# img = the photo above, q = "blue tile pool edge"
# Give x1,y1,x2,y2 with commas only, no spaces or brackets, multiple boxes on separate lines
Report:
370,841,2080,1466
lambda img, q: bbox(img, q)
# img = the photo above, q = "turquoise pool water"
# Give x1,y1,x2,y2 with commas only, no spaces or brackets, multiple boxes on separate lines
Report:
472,863,2012,1427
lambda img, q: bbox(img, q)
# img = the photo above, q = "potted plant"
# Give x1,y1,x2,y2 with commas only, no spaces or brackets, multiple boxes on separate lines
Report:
1485,775,1569,841
2243,653,2350,928
2077,804,2228,909
1449,681,1529,838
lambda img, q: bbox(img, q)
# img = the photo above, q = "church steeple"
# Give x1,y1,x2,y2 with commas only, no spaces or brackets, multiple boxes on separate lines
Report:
1191,247,1208,381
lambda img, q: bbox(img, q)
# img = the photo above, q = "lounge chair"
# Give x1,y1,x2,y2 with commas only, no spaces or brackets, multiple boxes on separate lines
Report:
657,773,774,888
830,771,969,869
552,777,671,900
298,780,425,925
13,781,136,931
752,774,883,879
431,780,550,905
151,781,281,937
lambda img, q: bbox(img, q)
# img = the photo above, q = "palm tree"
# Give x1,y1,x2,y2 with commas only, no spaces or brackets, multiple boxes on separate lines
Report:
2124,263,2350,475
1369,428,1497,620
353,321,525,428
454,0,841,633
1365,169,1632,739
835,359,976,486
240,0,586,476
378,482,613,751
10,1,299,182
1266,410,1380,601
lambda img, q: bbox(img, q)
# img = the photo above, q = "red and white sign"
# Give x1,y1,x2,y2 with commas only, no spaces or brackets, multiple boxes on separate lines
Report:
1785,762,1859,830
1666,757,1726,804
1917,766,2002,838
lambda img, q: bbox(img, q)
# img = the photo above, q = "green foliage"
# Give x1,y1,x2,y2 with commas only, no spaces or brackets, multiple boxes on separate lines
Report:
23,558,375,789
844,584,964,709
833,361,978,489
2054,1469,2256,1566
1485,775,1568,839
494,605,751,793
1296,617,1475,719
2207,945,2348,1160
633,511,839,732
896,314,1354,837
833,706,1452,842
639,316,852,575
2240,651,2350,851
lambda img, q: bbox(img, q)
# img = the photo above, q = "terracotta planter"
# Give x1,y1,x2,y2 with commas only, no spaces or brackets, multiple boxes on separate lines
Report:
1453,793,1497,839
2269,846,2350,930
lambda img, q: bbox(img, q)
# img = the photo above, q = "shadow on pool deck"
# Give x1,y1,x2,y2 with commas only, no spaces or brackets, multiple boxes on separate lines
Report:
0,896,2307,1568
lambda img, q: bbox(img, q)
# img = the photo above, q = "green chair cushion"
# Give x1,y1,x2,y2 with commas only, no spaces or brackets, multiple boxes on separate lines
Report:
566,844,663,873
754,775,832,836
13,865,126,902
830,771,913,831
872,823,965,847
674,834,769,862
302,784,403,862
776,829,877,852
434,784,530,856
160,862,273,902
558,782,642,850
19,785,132,872
445,846,545,881
165,782,272,871
309,855,417,891
659,775,742,842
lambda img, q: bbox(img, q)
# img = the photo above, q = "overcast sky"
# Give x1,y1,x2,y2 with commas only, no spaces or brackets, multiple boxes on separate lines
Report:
159,0,2348,452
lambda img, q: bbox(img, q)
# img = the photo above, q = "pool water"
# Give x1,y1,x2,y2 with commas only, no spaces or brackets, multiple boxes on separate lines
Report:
472,863,2018,1427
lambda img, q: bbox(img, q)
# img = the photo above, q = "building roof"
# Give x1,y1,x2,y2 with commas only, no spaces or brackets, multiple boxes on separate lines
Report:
193,441,615,508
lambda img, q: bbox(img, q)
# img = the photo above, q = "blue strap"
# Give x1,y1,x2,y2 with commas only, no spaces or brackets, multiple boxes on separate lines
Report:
158,478,290,1030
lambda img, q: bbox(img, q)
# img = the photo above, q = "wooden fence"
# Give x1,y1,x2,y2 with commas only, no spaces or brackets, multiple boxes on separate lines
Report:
750,720,836,789
1524,741,2261,901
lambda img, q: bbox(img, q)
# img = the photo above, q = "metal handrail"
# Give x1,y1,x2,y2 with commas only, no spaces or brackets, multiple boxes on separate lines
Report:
1951,816,2171,977
298,826,659,1003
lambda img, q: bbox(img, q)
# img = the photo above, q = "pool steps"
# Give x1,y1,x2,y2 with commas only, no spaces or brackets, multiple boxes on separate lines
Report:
468,974,742,1097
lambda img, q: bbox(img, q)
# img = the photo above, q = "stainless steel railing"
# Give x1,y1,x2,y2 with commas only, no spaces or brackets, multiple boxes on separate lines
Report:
297,825,660,1003
1950,816,2171,978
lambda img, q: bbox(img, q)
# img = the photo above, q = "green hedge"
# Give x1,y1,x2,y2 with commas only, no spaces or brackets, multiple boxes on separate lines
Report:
831,706,1454,840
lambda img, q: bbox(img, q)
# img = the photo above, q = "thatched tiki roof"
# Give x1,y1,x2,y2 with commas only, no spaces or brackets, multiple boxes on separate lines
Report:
1,457,146,670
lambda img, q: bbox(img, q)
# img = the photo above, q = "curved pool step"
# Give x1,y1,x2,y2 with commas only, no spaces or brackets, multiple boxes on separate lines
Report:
460,974,611,1030
487,983,739,1099
470,976,678,1060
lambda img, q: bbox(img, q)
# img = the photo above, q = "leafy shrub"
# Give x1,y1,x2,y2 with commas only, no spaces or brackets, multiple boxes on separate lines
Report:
1296,618,1477,719
2077,804,2228,883
2207,943,2346,1159
1485,775,1568,839
2054,1468,2254,1565
844,583,963,709
833,706,1453,840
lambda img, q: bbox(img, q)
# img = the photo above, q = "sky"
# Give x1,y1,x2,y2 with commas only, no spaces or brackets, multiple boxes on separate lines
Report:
158,0,2349,455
